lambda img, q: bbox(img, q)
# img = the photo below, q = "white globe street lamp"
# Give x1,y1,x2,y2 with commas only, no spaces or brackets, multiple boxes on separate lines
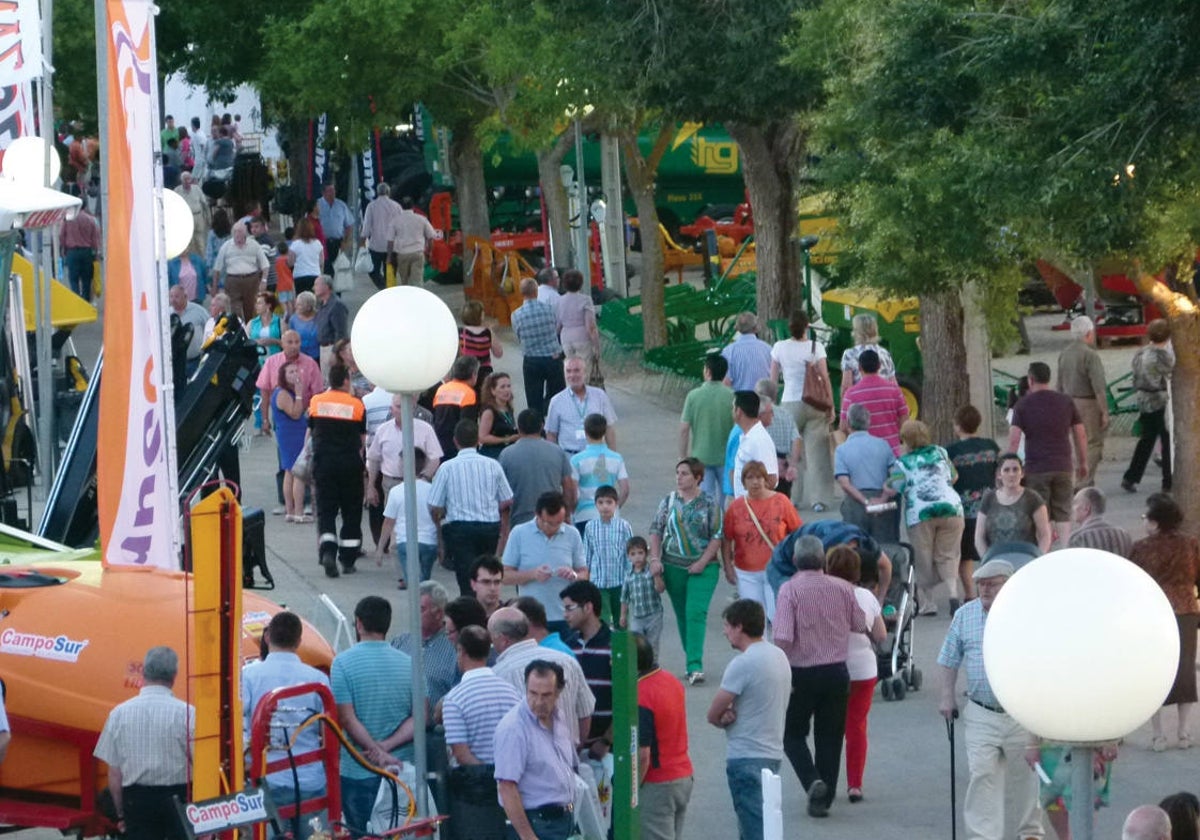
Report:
161,188,195,260
1,135,63,187
351,286,459,818
984,548,1178,840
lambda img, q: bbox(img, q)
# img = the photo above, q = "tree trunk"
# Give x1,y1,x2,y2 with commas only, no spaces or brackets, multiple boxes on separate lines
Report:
1132,268,1200,533
448,123,490,247
536,124,576,270
726,120,806,320
919,289,970,442
622,125,673,350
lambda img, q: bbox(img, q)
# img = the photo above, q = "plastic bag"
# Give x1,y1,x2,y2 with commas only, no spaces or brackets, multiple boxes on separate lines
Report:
332,250,355,293
367,764,438,837
354,248,373,275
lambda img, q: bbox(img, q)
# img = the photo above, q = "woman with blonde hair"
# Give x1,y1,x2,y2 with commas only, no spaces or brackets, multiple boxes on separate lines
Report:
289,291,320,362
722,459,802,626
839,313,897,402
888,419,963,616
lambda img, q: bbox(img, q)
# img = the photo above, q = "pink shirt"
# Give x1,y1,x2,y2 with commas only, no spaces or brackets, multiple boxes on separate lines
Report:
366,417,442,479
840,375,909,454
256,352,323,408
774,571,867,668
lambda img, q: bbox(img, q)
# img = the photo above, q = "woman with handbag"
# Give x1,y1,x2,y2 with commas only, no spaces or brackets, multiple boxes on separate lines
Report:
770,310,835,512
273,362,311,523
722,460,802,628
649,458,724,686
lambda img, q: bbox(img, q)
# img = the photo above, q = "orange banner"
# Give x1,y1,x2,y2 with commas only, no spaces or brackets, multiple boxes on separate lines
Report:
97,0,180,568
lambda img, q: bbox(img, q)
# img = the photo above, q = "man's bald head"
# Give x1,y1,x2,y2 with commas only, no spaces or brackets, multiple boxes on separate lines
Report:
1122,805,1171,840
486,606,530,649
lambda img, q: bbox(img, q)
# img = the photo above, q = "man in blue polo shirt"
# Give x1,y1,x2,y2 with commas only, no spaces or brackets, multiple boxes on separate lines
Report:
834,403,900,543
331,596,414,834
502,491,588,634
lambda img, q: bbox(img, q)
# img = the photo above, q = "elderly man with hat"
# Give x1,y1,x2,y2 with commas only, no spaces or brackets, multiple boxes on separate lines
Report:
937,558,1043,840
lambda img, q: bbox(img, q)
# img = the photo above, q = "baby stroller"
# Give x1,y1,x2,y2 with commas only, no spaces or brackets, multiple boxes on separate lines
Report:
877,541,920,700
980,541,1041,571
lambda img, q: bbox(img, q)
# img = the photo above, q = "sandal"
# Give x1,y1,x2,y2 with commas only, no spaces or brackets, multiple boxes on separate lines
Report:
298,514,314,523
1153,736,1168,752
285,514,298,524
848,788,863,803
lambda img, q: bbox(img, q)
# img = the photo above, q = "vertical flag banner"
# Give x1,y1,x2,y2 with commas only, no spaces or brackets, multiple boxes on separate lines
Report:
358,129,381,215
0,0,40,168
0,0,44,85
308,113,328,200
97,0,180,568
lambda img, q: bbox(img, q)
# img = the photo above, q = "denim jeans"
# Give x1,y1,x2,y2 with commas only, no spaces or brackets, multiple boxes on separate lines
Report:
339,775,381,835
504,809,574,840
396,541,438,584
725,757,780,840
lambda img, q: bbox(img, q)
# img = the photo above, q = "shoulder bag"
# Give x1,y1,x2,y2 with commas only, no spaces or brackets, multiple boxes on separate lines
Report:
801,338,833,412
742,496,777,550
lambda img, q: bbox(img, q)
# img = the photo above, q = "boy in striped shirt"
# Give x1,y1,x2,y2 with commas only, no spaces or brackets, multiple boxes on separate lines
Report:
620,536,665,653
583,485,633,625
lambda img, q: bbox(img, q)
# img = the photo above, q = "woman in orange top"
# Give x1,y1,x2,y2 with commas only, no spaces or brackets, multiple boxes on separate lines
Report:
722,459,802,627
1130,492,1200,751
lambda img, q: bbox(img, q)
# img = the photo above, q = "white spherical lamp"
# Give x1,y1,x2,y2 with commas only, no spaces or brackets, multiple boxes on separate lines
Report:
1,136,62,186
351,286,459,393
161,189,195,259
983,547,1178,742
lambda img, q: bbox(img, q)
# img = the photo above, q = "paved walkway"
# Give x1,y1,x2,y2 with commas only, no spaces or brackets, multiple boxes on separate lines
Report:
49,285,1186,838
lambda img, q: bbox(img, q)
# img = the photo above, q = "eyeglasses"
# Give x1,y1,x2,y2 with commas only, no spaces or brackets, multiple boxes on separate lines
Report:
563,603,581,613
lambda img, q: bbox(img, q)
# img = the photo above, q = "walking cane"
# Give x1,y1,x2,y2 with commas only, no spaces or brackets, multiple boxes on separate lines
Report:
946,709,959,840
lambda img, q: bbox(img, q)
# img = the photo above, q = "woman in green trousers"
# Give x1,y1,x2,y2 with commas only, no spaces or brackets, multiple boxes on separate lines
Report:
649,457,724,685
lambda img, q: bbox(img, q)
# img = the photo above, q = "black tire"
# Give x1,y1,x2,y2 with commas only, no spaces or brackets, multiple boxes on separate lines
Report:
892,677,907,701
910,668,923,691
880,679,893,701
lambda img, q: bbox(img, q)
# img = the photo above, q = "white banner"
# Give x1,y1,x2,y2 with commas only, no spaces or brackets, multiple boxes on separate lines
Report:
96,0,180,568
0,0,44,84
0,81,35,151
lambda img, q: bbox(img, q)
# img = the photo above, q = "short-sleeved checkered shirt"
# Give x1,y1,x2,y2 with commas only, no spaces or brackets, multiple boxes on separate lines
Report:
511,299,563,358
936,599,1000,708
621,567,662,619
94,685,194,786
584,516,633,589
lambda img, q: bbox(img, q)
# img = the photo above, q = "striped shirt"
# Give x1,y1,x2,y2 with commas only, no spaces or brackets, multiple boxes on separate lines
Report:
442,667,522,764
621,567,662,619
570,444,629,522
511,299,563,358
428,449,513,523
773,571,867,668
721,333,773,391
94,685,194,786
764,409,800,455
936,599,1000,709
331,641,414,778
390,630,457,707
493,639,596,745
584,516,633,588
1068,516,1133,558
567,624,613,741
840,375,910,454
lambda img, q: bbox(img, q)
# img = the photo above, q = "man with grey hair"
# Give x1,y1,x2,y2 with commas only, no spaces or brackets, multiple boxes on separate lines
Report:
773,535,867,818
834,403,900,542
1056,315,1108,487
1121,805,1172,840
488,607,595,746
1068,486,1133,556
390,580,456,706
535,266,561,316
721,312,773,391
94,646,194,840
360,182,403,289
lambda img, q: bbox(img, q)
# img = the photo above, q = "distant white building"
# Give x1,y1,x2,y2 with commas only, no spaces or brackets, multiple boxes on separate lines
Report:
162,74,280,160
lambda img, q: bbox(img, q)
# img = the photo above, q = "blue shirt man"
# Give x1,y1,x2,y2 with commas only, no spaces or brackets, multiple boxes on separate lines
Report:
242,612,331,840
721,313,773,391
494,659,579,840
331,597,414,835
317,183,355,273
502,492,587,628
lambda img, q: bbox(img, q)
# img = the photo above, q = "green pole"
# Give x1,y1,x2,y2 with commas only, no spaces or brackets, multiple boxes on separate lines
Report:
610,629,640,840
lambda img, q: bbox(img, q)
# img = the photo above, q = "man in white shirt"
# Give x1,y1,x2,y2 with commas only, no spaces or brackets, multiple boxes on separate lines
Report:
390,204,438,285
189,117,208,180
535,266,560,315
359,183,403,289
731,390,778,497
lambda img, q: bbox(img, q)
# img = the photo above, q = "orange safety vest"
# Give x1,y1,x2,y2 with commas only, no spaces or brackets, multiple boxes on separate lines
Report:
309,388,366,422
433,380,477,409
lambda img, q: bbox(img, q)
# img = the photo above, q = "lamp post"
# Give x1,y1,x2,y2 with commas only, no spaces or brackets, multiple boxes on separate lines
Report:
351,286,459,817
983,548,1178,840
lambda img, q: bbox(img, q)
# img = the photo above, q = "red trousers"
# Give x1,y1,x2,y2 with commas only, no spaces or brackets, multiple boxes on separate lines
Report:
844,677,877,788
